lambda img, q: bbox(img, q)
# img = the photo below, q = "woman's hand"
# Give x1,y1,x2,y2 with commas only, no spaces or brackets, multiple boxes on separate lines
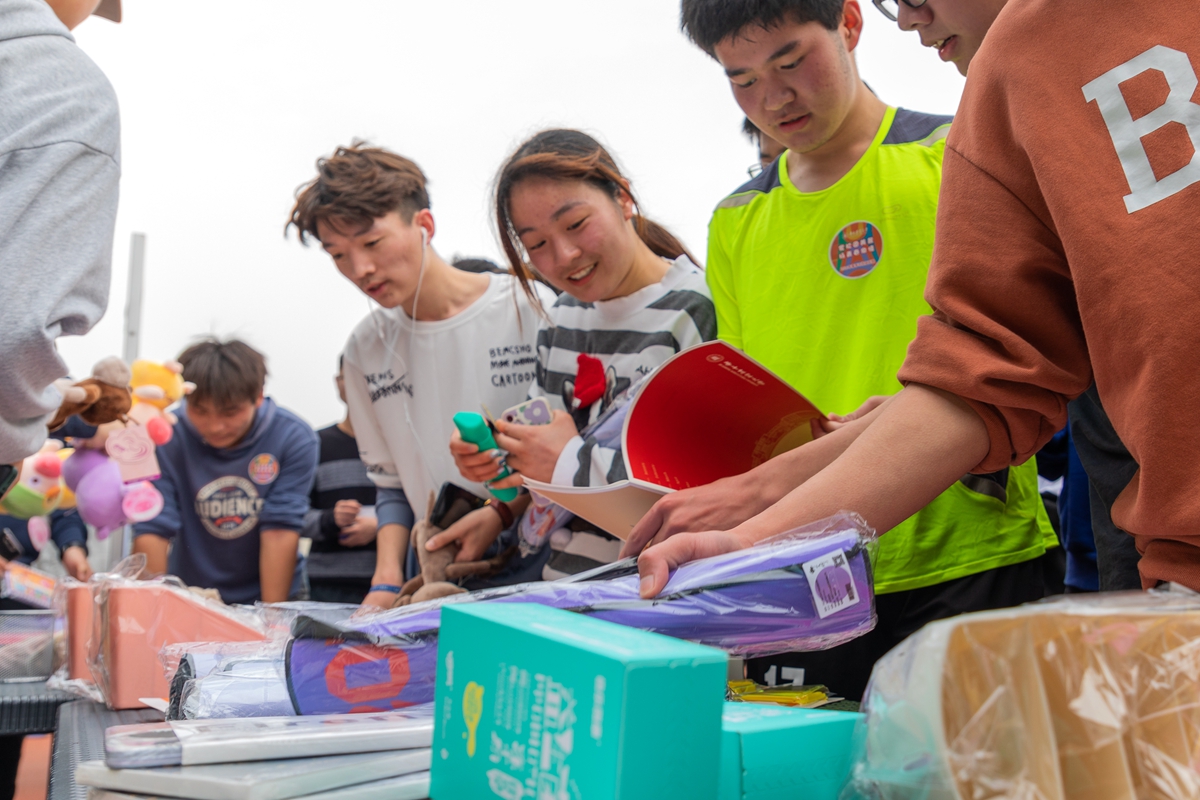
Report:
449,428,505,484
422,506,505,563
493,411,579,484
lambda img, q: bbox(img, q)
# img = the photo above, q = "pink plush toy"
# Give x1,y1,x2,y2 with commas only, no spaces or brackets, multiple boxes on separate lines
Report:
61,448,163,540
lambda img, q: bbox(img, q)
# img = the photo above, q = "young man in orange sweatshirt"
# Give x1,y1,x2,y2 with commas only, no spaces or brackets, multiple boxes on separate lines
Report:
873,0,1143,593
633,0,1200,597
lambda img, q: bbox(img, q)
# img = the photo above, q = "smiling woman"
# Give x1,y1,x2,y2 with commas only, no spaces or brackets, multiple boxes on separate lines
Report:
439,128,718,581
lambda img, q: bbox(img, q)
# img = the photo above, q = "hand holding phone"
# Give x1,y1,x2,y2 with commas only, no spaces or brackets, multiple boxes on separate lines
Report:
500,397,553,426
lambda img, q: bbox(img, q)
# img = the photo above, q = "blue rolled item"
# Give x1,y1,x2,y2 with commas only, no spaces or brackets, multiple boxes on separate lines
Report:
284,515,878,716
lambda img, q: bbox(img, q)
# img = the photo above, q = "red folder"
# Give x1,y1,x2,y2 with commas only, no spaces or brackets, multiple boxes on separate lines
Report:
524,341,822,538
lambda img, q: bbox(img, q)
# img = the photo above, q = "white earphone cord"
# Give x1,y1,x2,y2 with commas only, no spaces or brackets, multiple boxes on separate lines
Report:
367,228,439,491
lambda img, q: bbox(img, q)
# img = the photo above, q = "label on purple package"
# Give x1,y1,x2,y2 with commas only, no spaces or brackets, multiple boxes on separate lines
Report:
106,425,162,484
801,549,860,619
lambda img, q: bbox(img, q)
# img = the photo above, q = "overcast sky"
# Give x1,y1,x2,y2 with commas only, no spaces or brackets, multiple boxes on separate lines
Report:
62,0,964,429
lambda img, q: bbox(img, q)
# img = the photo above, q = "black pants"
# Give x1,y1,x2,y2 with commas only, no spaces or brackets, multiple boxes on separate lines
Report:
747,555,1049,702
308,577,372,605
1068,386,1142,590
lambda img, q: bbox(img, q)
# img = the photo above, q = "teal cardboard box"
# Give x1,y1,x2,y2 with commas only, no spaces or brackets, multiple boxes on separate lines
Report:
719,703,863,800
431,603,728,800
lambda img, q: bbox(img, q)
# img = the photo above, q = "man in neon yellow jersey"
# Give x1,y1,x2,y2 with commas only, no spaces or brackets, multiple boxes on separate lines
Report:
642,0,1057,699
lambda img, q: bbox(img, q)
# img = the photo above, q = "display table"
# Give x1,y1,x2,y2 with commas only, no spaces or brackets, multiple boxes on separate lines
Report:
0,680,74,735
48,700,163,800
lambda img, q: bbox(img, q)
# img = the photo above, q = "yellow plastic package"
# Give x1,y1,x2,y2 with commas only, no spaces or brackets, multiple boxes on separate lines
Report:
847,591,1200,799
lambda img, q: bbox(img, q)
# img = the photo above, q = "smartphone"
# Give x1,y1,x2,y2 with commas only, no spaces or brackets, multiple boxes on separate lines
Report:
430,482,488,529
500,397,553,426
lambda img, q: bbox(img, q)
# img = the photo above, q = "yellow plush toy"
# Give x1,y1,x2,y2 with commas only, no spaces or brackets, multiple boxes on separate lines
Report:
129,360,195,442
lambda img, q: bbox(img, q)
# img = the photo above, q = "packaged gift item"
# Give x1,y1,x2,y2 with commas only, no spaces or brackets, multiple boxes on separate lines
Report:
90,571,267,710
431,603,728,800
76,749,431,800
161,641,289,720
0,608,54,682
719,702,861,800
65,581,95,680
1,562,56,609
286,514,877,716
85,773,431,800
105,707,433,768
846,591,1200,800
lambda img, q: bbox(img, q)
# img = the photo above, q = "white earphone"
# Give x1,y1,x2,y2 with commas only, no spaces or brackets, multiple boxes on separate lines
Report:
365,222,438,492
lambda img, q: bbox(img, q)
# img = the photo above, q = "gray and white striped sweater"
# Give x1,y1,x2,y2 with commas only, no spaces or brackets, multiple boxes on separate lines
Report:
532,255,717,487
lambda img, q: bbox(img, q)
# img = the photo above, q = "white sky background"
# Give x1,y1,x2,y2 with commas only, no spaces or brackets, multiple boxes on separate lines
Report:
61,0,963,430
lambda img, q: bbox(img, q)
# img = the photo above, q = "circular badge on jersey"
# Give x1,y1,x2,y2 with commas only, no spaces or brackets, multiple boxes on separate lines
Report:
829,221,883,279
194,476,264,540
248,453,279,485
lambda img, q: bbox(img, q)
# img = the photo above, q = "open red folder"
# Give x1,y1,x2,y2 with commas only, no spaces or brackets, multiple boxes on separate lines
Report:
523,341,823,539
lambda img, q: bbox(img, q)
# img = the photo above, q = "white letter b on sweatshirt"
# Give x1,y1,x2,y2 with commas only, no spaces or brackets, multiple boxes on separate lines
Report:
1083,45,1200,214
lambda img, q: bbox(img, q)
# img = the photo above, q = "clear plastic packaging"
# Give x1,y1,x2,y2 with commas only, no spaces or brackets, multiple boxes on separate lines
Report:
0,562,56,608
178,655,294,720
88,563,267,710
159,640,289,720
0,609,55,682
845,590,1200,800
285,514,877,715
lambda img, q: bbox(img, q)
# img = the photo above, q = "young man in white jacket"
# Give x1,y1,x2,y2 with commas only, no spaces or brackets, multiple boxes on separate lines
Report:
289,144,552,609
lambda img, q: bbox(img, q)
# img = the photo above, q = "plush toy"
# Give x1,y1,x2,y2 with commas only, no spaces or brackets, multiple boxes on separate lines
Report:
0,441,70,552
53,446,78,510
49,356,133,431
0,442,64,520
392,493,516,608
61,448,163,540
128,360,194,443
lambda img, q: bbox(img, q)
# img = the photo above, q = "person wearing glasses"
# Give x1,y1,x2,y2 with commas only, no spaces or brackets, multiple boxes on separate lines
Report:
874,0,1141,600
871,0,1003,76
624,0,1057,701
638,0,1200,650
741,117,787,178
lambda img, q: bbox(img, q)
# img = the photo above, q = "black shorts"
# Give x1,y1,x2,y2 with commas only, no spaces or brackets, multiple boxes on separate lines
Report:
747,554,1051,702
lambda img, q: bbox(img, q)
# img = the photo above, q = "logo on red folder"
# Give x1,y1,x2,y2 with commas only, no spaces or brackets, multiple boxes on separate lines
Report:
829,221,883,278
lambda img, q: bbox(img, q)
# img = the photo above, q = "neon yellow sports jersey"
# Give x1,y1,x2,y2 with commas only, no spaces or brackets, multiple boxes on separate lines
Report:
708,106,1056,594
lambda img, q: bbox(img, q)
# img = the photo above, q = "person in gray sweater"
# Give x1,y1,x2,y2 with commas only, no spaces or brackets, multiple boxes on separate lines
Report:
0,0,121,467
0,2,119,797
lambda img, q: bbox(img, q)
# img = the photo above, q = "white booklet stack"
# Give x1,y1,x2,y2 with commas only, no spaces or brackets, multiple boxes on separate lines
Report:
104,708,432,768
77,751,430,800
79,708,435,800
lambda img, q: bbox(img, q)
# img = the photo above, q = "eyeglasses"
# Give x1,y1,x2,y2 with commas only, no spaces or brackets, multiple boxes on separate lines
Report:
871,0,928,22
747,163,764,179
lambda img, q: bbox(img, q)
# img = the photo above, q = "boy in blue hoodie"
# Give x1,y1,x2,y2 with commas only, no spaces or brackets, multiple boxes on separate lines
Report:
132,339,319,604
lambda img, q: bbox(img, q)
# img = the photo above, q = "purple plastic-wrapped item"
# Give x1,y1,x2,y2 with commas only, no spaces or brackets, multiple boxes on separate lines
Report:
285,514,877,715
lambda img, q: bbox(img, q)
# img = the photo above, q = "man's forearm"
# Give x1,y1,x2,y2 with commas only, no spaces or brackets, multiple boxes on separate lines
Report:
738,402,891,510
259,529,299,603
372,522,410,584
132,534,170,576
733,385,991,545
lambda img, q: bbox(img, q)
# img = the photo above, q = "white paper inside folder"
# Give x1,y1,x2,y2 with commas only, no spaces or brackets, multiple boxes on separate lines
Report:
105,707,434,768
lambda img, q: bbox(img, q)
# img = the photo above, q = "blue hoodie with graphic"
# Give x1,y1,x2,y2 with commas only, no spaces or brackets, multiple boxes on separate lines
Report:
133,398,318,604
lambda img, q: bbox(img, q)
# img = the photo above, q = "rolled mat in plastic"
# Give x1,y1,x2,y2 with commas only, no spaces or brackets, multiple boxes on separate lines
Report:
285,514,877,715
